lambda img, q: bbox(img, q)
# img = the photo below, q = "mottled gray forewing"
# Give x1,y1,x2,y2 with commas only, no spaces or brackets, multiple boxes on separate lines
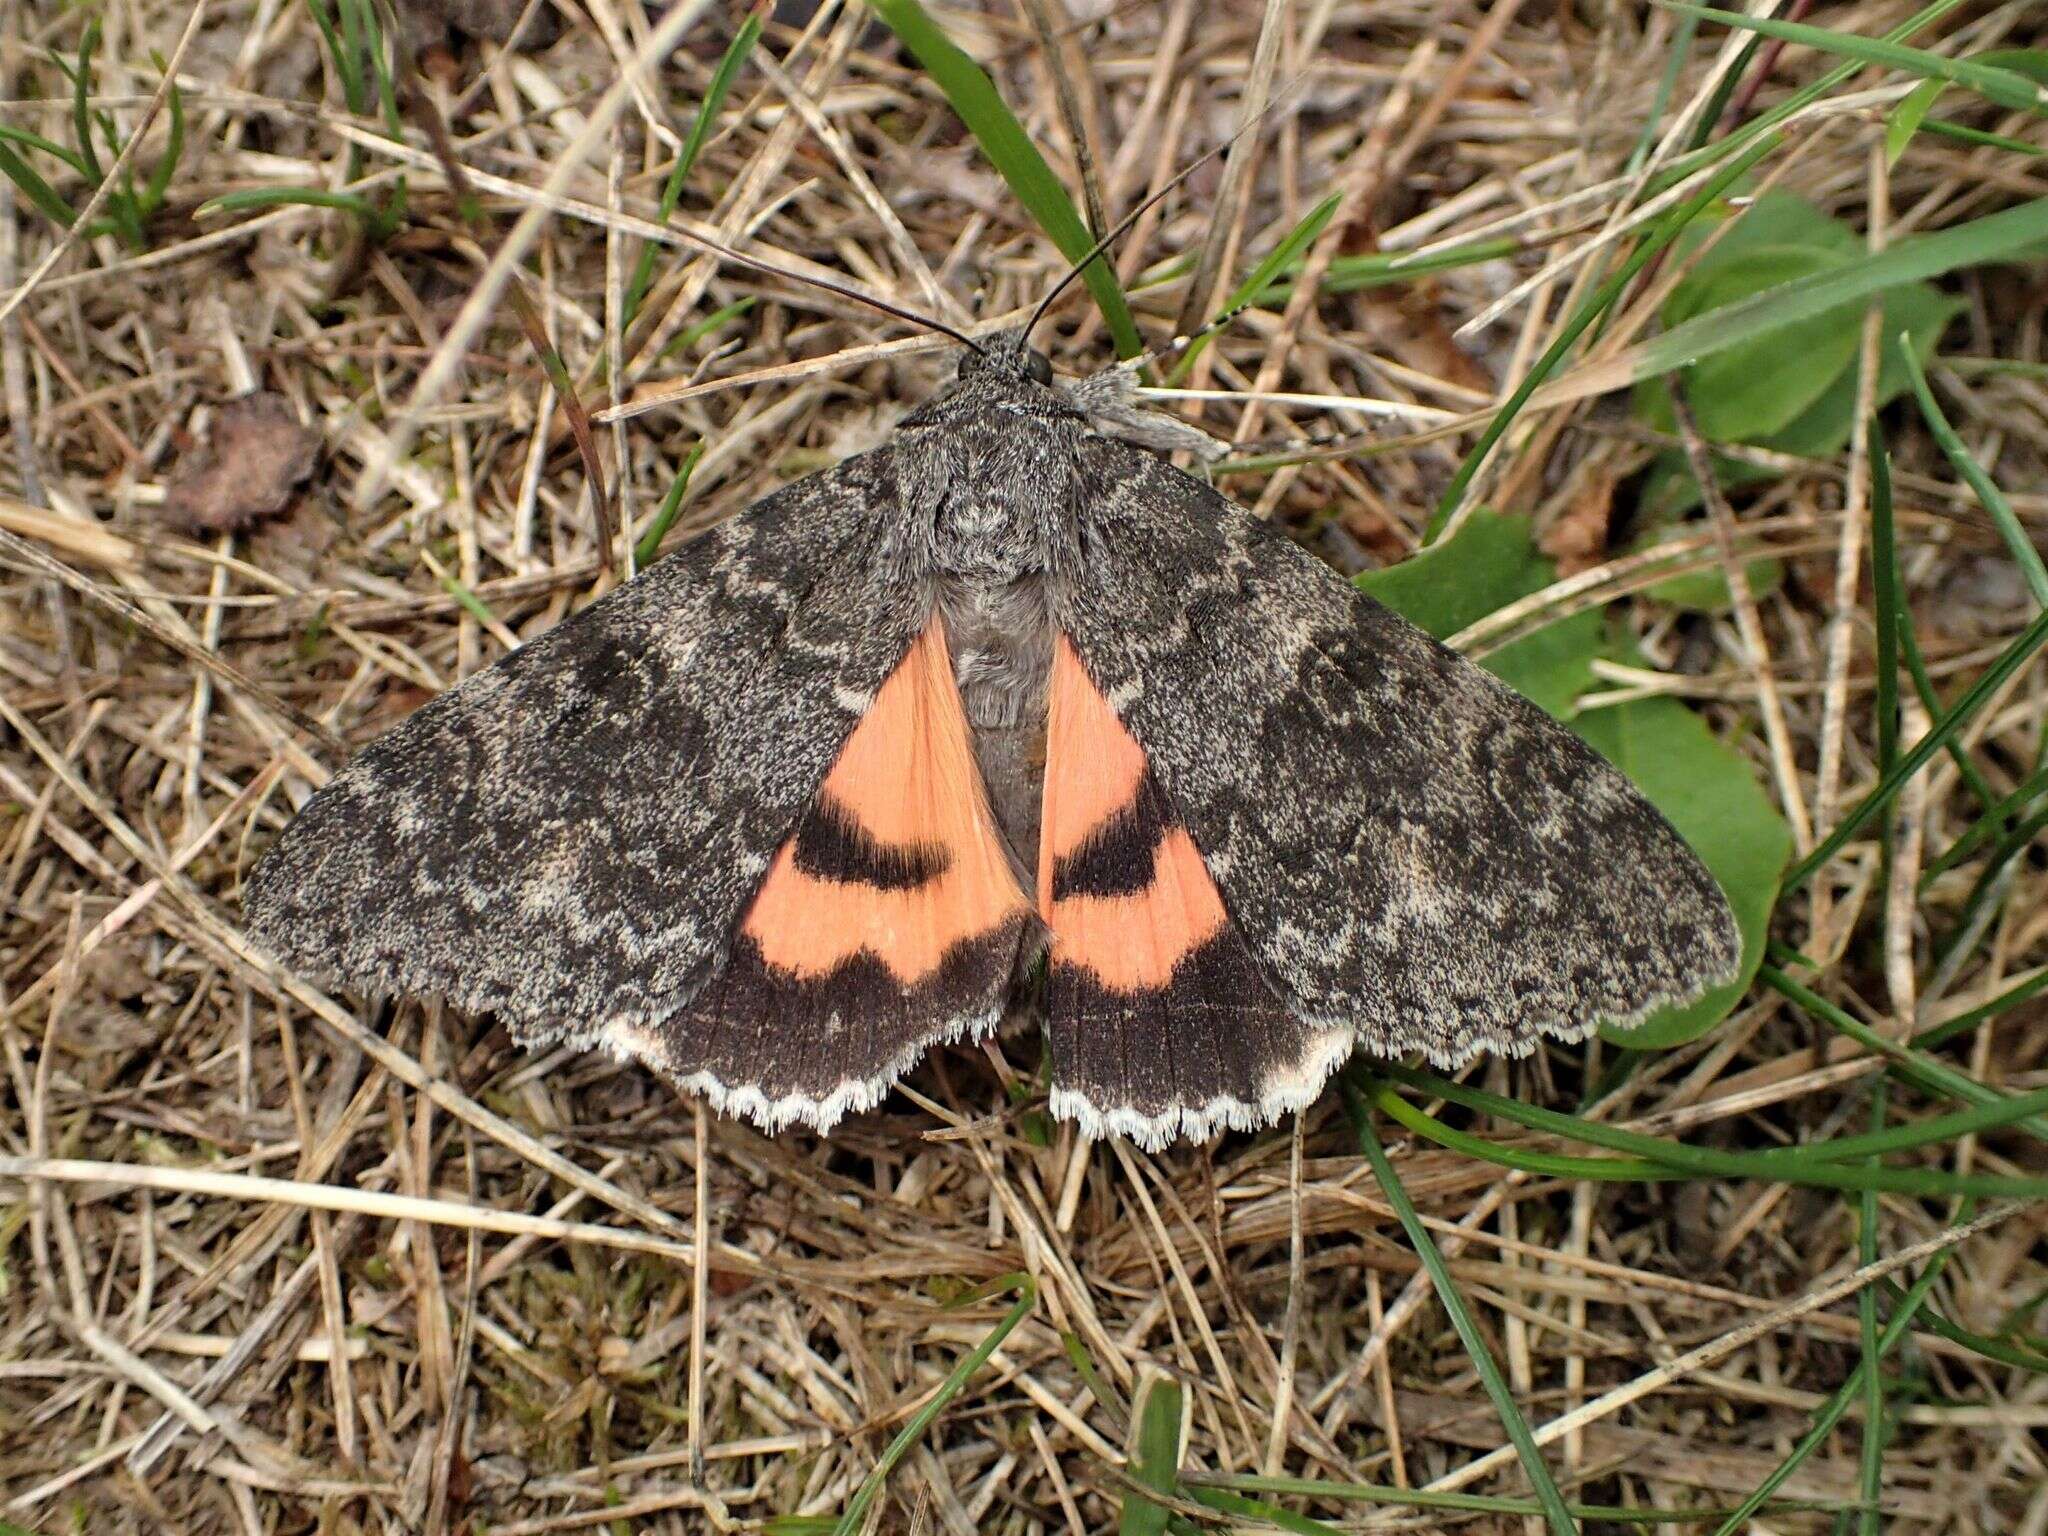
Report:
1057,436,1741,1064
244,447,926,1044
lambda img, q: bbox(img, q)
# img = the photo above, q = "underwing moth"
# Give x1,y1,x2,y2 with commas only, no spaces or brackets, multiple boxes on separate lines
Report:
245,333,1740,1149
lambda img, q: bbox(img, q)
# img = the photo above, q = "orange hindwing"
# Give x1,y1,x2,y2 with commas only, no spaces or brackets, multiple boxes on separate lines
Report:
1038,637,1346,1146
631,619,1032,1130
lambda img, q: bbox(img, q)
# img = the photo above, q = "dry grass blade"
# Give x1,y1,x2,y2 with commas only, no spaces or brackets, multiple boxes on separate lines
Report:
3,2,2046,1532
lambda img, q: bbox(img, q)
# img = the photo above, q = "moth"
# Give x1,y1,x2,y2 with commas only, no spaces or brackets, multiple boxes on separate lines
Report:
245,331,1740,1149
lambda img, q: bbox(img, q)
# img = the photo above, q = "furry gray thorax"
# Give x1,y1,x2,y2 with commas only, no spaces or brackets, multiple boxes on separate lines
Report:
895,341,1222,881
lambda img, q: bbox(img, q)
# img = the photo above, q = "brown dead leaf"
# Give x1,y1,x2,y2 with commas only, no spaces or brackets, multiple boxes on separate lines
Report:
1380,285,1496,396
1540,467,1615,576
161,392,321,535
401,0,551,44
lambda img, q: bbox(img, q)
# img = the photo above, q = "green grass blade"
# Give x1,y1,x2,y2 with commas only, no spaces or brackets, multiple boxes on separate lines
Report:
1629,10,1700,173
1870,419,1902,779
303,0,365,115
1890,77,1948,166
353,0,402,139
435,570,504,628
1060,1329,1130,1426
70,19,105,188
142,67,185,217
1855,1080,1888,1536
0,124,89,176
1912,968,2048,1051
1381,1065,2048,1198
1762,960,2048,1141
197,187,386,221
869,0,1140,356
1185,1485,1338,1535
827,1272,1036,1536
1372,1082,1673,1181
1631,199,2048,393
633,442,704,568
1663,4,2048,115
1246,234,1526,305
1707,1240,1957,1535
335,0,370,115
0,141,82,229
1204,1472,1849,1525
624,8,762,328
1899,340,2048,607
657,294,758,360
1376,1076,2048,1198
1857,476,1923,1508
1346,1082,1579,1536
1222,194,1341,318
1120,1373,1182,1536
1918,119,2046,157
1879,418,2012,839
1169,192,1341,379
1875,1278,2048,1372
1784,603,2048,892
1650,0,1967,202
1933,802,2048,972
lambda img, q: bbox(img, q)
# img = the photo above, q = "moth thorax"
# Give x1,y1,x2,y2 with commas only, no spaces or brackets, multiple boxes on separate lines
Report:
929,493,1048,586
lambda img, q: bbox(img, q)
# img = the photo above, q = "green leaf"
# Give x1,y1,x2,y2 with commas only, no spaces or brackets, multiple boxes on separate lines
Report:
1360,513,1790,1048
1120,1374,1182,1536
1763,279,1962,454
1578,651,1791,1048
1631,191,1964,523
1631,195,2048,388
1888,49,2048,165
1677,246,1867,439
1672,187,1862,269
1353,510,1602,717
868,0,1141,356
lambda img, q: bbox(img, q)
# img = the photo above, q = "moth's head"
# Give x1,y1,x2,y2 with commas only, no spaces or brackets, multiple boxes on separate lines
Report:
957,329,1054,387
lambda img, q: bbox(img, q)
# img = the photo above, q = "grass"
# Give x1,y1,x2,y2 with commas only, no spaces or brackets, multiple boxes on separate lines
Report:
0,1,2045,1533
0,17,185,251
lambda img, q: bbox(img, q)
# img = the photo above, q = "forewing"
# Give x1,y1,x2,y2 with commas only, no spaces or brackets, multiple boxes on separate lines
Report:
1056,436,1741,1067
245,447,927,1049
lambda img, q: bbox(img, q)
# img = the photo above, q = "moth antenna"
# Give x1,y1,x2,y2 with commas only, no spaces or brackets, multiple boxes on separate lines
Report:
682,233,988,356
1022,72,1307,351
397,44,988,415
413,62,984,357
1018,153,1219,353
1086,317,1217,383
